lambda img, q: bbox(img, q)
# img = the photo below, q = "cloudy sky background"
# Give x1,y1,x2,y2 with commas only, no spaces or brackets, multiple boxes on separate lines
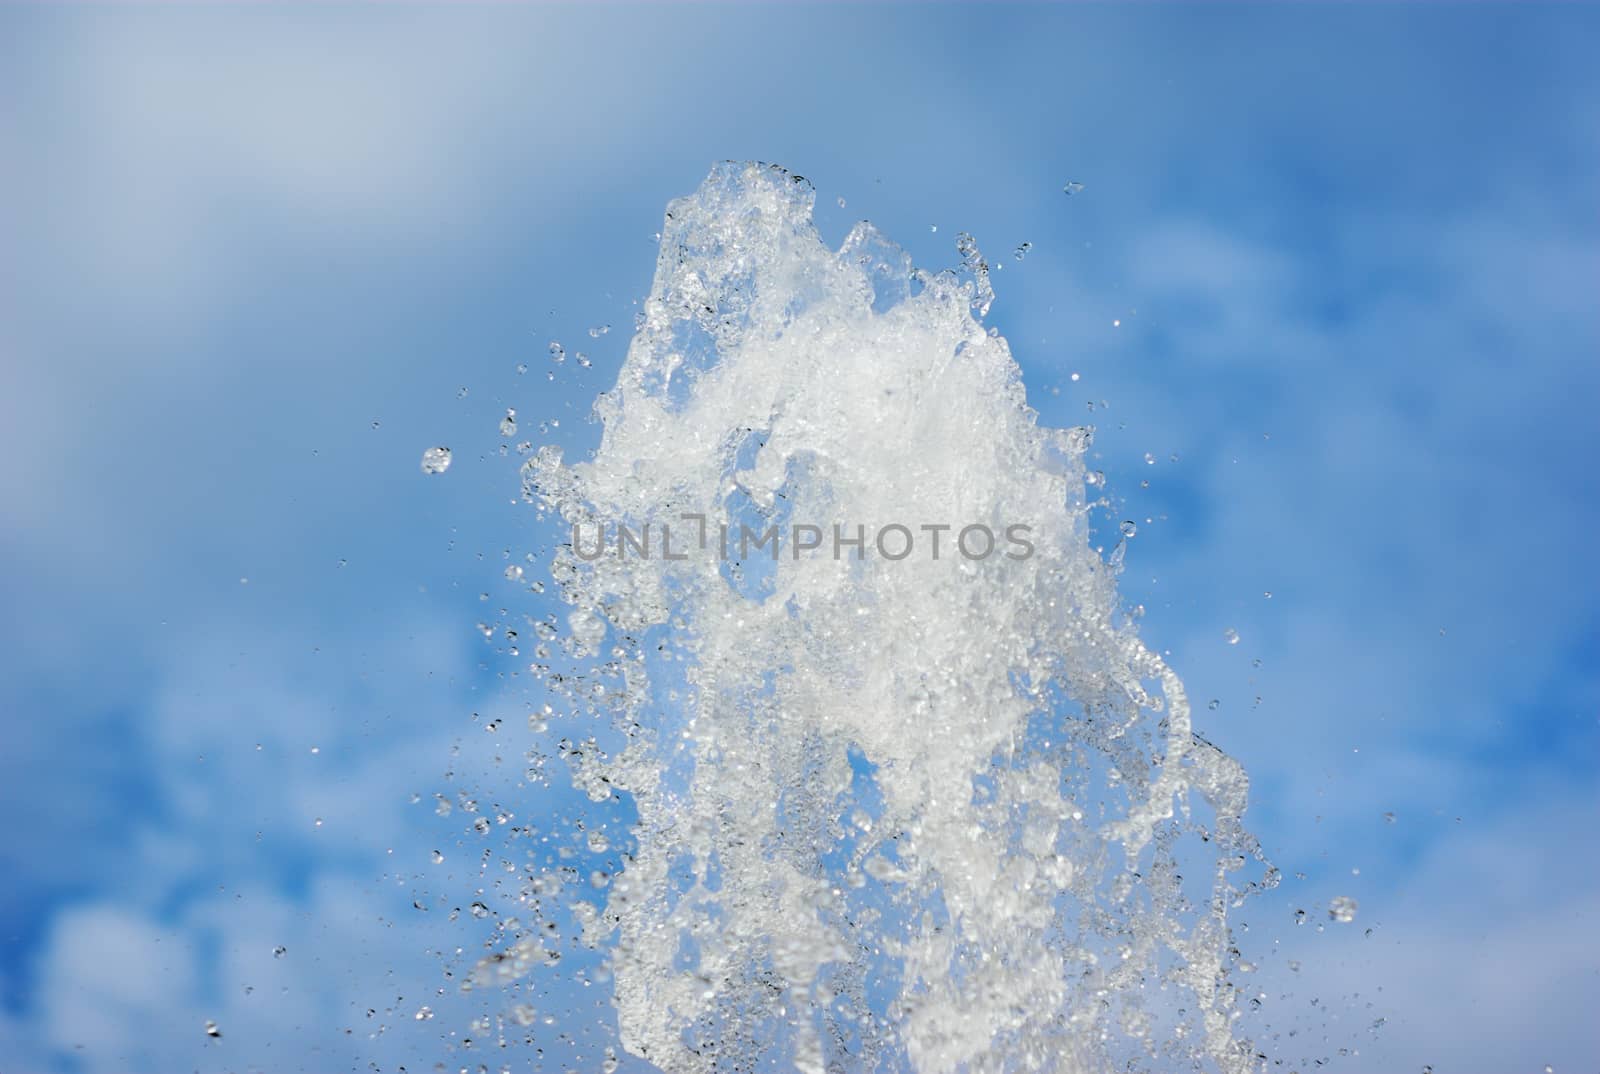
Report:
1,5,1596,1073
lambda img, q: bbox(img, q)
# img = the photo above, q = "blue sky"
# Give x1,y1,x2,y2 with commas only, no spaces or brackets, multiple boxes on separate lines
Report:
1,5,1596,1073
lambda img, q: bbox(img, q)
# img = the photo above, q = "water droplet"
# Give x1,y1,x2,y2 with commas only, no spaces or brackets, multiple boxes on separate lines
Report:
1014,242,1032,261
1223,628,1240,645
272,945,286,958
420,446,452,475
549,342,566,364
1383,811,1396,824
1329,895,1358,923
588,324,611,338
499,409,517,437
1063,181,1085,195
1120,520,1137,537
414,1005,434,1021
1208,699,1220,710
431,850,444,864
204,1019,222,1038
515,362,528,375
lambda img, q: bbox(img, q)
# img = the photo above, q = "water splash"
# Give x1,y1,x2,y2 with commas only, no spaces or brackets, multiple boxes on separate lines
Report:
516,162,1274,1073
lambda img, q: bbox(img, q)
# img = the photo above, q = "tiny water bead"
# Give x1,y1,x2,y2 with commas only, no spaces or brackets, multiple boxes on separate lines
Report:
1224,627,1241,645
420,446,452,475
1063,180,1086,195
499,409,518,437
1120,520,1137,537
1329,895,1359,923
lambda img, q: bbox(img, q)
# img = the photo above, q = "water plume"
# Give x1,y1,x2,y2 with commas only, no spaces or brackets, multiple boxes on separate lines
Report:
517,162,1274,1074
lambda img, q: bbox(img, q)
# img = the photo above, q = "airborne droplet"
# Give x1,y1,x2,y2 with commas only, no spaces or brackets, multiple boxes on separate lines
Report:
420,446,452,475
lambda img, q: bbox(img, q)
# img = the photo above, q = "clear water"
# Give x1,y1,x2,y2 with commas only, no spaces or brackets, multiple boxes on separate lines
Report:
507,162,1276,1073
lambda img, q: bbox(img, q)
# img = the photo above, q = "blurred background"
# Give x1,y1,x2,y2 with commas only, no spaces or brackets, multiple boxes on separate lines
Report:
1,5,1596,1072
